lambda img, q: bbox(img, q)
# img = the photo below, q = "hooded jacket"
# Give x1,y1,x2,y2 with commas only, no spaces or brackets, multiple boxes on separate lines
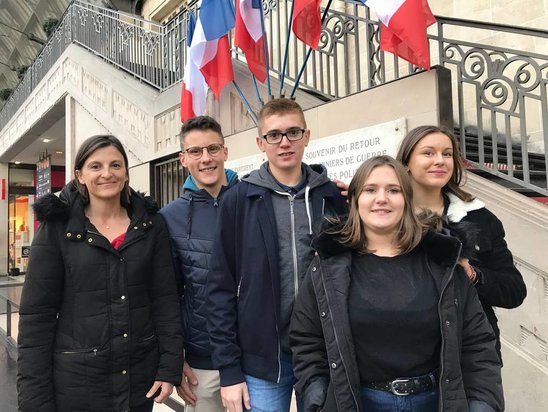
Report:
17,183,183,412
289,225,504,412
445,192,527,360
243,163,336,352
159,170,238,369
207,163,348,387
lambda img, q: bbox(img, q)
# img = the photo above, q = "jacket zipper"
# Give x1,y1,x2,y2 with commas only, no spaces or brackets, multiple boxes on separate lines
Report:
318,258,360,409
59,348,98,355
288,195,299,299
275,323,282,383
433,243,462,411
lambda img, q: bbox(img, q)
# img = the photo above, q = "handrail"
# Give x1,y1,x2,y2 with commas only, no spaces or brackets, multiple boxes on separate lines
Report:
433,15,548,38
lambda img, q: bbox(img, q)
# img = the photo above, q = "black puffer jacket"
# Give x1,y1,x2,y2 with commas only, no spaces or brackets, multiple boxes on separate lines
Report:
290,227,504,412
445,192,526,361
17,184,183,412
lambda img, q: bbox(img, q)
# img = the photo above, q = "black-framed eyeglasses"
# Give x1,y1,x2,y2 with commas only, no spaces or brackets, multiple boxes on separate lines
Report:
183,143,225,159
262,128,306,144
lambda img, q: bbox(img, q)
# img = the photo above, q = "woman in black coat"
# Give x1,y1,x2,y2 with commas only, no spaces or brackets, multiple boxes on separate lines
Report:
17,135,183,412
289,155,503,412
396,125,527,360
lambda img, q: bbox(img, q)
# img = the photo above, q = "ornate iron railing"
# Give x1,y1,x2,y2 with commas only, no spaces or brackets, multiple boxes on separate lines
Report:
0,1,546,195
431,17,547,195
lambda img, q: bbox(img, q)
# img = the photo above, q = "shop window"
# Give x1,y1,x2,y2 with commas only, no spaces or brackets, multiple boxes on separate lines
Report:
7,163,65,276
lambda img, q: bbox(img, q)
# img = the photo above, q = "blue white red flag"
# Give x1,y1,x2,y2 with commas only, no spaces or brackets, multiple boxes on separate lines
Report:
181,11,207,122
190,0,235,99
292,0,322,49
235,0,268,82
365,0,436,69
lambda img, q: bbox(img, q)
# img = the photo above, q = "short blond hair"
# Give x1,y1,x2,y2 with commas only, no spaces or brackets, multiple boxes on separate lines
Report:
258,98,306,134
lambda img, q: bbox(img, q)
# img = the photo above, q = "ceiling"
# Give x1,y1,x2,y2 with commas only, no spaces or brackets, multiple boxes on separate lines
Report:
0,0,140,97
0,0,72,92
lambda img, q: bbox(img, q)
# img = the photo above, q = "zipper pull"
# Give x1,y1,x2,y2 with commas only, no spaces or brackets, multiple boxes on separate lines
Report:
93,349,98,356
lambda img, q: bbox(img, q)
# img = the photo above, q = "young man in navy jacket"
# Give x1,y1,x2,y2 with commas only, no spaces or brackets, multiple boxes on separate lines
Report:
207,98,348,412
160,116,238,412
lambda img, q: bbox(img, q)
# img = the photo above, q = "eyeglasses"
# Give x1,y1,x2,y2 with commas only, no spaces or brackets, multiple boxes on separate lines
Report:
262,128,306,144
183,143,225,159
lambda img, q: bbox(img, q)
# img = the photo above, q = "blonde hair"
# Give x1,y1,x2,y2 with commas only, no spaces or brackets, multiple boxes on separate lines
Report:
258,98,306,134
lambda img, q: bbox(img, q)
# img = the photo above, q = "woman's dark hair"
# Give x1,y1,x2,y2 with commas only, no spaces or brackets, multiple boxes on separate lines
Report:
73,135,131,205
396,125,474,202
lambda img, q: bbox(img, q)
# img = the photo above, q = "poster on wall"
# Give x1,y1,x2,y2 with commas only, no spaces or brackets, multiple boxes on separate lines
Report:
36,155,52,198
226,118,407,182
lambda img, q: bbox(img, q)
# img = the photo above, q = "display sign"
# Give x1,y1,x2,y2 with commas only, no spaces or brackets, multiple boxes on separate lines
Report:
36,155,52,198
21,245,31,258
226,118,407,182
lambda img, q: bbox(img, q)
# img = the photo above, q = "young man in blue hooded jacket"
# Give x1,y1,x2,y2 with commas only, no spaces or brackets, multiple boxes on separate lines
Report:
160,116,237,412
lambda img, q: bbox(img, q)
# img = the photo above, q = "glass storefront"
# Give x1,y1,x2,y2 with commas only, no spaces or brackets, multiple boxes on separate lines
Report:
7,163,65,276
7,166,35,276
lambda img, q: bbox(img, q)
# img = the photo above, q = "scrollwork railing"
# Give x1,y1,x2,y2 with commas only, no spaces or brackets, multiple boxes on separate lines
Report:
432,17,547,195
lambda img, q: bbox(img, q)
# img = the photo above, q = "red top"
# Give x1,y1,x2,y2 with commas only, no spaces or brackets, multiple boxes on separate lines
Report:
111,233,126,250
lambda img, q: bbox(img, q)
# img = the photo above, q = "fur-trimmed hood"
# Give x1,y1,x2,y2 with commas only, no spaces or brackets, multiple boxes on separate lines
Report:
446,192,485,223
312,217,479,268
33,181,159,226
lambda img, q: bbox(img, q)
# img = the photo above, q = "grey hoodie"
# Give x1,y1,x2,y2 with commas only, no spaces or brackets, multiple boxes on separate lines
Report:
243,162,332,352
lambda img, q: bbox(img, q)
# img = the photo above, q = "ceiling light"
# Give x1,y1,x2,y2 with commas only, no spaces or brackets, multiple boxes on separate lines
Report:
42,138,52,143
14,161,21,164
55,151,63,154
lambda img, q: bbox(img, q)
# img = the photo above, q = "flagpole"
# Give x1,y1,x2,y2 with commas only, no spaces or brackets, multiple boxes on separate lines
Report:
290,0,333,98
279,0,296,95
233,80,259,126
259,0,272,98
252,75,264,106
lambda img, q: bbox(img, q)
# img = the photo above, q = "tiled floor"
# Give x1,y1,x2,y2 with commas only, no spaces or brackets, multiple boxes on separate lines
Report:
0,345,18,412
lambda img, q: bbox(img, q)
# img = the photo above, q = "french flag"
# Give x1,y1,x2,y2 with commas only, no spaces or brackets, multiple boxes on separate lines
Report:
365,0,436,69
181,11,208,122
235,0,268,82
190,0,235,99
292,0,323,49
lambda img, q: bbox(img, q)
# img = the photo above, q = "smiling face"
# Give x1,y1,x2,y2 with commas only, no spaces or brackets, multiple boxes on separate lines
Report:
75,145,128,204
357,165,405,236
180,128,228,193
406,132,454,192
256,111,310,178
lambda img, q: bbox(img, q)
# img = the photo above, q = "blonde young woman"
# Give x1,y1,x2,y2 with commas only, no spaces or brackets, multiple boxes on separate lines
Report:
289,155,503,412
18,135,183,412
396,125,526,361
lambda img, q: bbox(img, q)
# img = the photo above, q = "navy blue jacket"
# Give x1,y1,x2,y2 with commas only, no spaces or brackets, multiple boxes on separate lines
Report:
160,170,238,369
207,166,347,386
